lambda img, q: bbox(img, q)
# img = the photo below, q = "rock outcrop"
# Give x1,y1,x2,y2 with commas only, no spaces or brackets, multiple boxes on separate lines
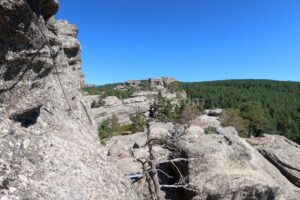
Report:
150,77,176,87
0,0,138,199
176,128,300,200
87,84,186,126
256,134,300,188
90,95,153,125
105,111,300,200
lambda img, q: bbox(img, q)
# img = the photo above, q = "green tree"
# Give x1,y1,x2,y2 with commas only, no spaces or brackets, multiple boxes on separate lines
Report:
98,115,119,139
240,102,269,137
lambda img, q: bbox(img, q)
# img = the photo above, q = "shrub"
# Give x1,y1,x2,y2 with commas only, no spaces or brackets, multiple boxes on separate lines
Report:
220,109,249,138
91,98,104,108
205,126,215,135
98,115,119,139
130,113,146,132
180,103,201,125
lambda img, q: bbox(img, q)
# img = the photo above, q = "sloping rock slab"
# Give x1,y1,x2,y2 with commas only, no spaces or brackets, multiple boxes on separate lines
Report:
256,134,300,188
176,128,300,200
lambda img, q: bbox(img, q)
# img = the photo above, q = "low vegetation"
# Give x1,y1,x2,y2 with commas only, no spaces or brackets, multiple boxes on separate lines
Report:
98,114,147,140
98,115,134,140
84,83,136,99
91,98,104,108
205,126,215,135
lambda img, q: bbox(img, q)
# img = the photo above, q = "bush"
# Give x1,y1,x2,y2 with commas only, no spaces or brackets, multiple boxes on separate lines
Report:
205,126,215,135
91,98,104,108
115,124,134,135
98,114,145,140
130,113,147,132
98,115,119,139
180,103,201,125
220,109,249,138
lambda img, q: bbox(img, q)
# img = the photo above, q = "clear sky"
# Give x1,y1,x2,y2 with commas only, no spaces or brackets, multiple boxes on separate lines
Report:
57,0,300,85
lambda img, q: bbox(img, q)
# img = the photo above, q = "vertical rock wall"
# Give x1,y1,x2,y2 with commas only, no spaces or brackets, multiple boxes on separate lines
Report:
0,0,138,199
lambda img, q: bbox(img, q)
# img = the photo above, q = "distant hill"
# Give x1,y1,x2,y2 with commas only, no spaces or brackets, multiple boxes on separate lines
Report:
178,79,300,143
84,79,300,143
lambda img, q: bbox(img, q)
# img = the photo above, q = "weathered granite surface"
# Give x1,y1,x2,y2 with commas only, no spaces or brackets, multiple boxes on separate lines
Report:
176,127,300,200
256,134,300,188
0,0,138,199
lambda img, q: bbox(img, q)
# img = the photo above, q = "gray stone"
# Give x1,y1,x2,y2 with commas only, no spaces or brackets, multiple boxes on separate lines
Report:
126,80,141,87
150,78,164,86
0,1,138,199
162,77,176,85
256,134,300,188
204,108,223,116
191,114,221,128
176,128,300,200
91,95,151,125
149,122,174,140
185,125,204,136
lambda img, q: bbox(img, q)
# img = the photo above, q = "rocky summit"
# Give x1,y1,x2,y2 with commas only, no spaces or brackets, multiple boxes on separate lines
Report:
1,1,300,200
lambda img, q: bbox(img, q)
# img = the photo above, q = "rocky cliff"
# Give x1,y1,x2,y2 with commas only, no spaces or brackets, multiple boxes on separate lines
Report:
0,0,138,199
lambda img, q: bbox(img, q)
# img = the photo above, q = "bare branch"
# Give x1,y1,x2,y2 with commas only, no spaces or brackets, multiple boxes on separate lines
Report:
160,184,199,193
157,169,174,179
170,160,184,183
158,158,195,165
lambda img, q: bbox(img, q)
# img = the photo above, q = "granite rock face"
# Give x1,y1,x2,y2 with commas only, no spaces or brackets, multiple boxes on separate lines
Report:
256,134,300,188
88,88,186,126
0,0,138,199
176,127,300,200
90,95,152,125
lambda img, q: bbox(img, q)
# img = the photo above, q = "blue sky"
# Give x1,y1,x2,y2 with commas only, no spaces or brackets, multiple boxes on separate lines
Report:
57,0,300,85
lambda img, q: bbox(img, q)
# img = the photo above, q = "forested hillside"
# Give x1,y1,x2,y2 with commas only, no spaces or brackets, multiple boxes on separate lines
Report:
179,80,300,143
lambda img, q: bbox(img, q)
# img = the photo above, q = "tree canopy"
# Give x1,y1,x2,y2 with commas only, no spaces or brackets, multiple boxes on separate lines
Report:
179,79,300,143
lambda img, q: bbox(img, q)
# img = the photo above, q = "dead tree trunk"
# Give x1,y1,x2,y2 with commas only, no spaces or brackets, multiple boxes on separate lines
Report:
136,120,197,200
146,123,162,200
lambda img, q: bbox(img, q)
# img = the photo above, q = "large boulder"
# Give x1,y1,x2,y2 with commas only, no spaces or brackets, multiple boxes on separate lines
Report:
256,134,300,188
0,0,138,199
191,114,221,128
203,108,223,117
176,127,300,199
149,122,174,140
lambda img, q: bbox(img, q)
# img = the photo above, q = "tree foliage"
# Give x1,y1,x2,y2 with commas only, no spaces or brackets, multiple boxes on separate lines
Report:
240,102,269,137
130,113,147,132
179,80,300,143
84,83,136,99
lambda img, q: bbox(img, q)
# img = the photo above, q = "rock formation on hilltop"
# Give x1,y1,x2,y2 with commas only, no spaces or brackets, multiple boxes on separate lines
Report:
1,1,300,200
84,77,186,126
0,0,138,199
